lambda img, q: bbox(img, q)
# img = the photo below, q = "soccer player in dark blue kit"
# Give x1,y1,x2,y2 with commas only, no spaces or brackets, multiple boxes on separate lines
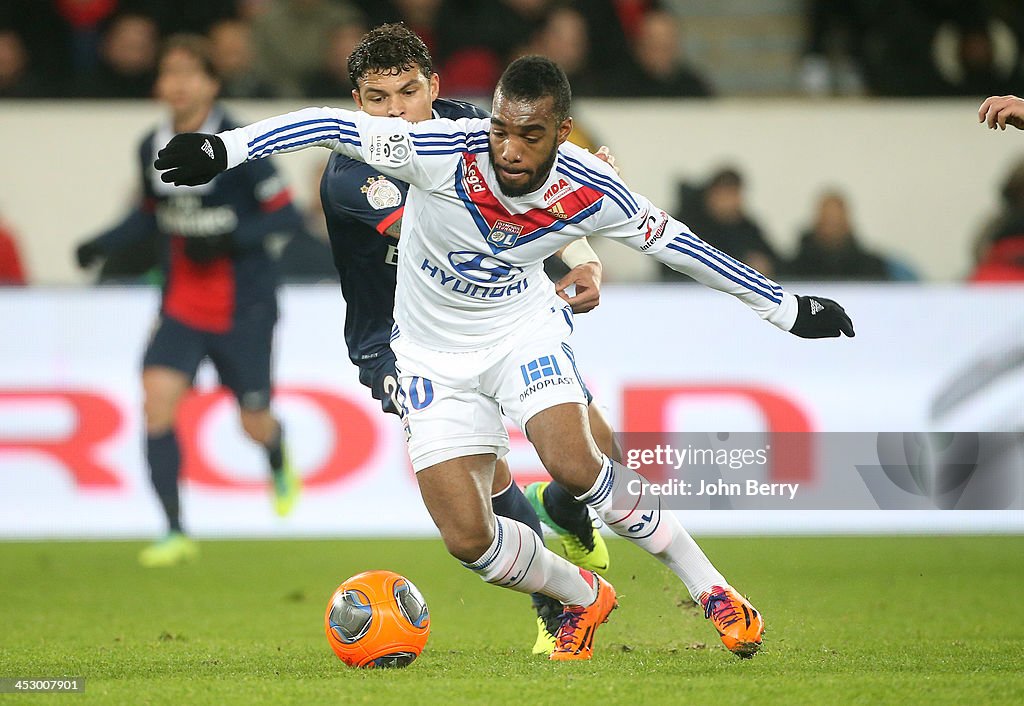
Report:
75,35,302,567
321,23,621,654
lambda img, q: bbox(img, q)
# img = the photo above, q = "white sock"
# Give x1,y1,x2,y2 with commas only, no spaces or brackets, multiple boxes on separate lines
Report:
579,456,726,602
462,515,597,606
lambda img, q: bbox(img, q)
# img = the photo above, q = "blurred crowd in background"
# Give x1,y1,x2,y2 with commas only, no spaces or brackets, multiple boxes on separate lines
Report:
2,0,1024,286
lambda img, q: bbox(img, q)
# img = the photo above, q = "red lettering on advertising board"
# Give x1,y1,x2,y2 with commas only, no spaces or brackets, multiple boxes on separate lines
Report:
622,385,814,483
0,390,124,488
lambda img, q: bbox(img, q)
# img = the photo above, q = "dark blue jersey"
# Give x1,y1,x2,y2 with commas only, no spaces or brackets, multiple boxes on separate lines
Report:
95,107,304,332
321,98,490,366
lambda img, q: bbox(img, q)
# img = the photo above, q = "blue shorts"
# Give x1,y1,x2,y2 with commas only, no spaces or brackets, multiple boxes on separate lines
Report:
356,348,593,419
143,305,277,410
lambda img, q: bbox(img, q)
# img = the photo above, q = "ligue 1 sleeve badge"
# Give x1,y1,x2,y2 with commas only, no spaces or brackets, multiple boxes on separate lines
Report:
362,176,404,210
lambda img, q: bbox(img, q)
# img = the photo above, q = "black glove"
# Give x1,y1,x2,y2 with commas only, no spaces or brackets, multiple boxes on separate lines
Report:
75,239,103,268
155,133,227,186
789,295,855,339
183,234,234,263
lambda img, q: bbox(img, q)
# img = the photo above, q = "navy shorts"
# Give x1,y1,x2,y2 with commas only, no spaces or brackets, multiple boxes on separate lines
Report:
357,351,402,416
143,305,277,411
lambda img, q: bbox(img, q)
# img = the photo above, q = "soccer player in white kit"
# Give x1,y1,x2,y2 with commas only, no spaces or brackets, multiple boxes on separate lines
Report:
156,56,854,661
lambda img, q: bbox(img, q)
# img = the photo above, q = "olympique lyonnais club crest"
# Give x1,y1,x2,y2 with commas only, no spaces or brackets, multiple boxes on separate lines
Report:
487,220,524,248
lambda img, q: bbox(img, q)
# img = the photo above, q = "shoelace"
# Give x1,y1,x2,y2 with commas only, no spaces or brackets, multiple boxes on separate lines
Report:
703,591,742,629
555,607,585,650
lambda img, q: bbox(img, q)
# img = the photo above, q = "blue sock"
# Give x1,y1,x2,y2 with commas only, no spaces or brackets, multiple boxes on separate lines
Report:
147,429,182,534
264,421,284,475
491,480,549,611
544,481,593,550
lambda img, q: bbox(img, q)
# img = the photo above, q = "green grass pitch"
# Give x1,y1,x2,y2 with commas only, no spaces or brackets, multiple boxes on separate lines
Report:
2,535,1022,705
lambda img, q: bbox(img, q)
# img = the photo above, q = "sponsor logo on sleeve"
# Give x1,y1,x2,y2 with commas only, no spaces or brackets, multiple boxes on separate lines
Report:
368,133,411,167
639,209,669,251
361,175,403,210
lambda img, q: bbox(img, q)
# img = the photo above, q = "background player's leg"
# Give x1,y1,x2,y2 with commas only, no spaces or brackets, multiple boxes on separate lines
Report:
142,365,191,534
211,309,299,516
239,408,284,468
490,458,543,538
416,453,595,606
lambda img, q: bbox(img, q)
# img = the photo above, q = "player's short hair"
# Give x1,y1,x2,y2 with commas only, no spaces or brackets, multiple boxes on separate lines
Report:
348,23,432,89
159,34,218,80
496,56,572,124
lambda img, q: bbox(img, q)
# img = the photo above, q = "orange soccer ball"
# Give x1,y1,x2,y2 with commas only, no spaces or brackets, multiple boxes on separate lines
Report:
324,570,430,668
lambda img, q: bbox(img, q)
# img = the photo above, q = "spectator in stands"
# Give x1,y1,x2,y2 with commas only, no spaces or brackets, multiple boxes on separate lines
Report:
784,190,893,281
798,0,868,96
302,17,368,99
0,29,47,98
931,17,1023,97
0,1,71,94
251,0,362,97
478,0,552,63
525,5,600,96
971,157,1024,282
137,0,238,36
208,19,277,98
0,216,27,285
76,13,159,98
607,9,713,97
660,167,779,281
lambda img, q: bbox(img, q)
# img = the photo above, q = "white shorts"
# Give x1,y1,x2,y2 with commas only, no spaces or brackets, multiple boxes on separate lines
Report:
391,304,588,472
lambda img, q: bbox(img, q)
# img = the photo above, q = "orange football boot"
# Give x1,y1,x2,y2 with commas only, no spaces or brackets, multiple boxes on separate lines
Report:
549,571,618,661
699,585,764,658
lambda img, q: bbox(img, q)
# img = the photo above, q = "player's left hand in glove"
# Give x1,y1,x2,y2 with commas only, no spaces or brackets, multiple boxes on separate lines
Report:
155,133,227,186
183,234,234,263
75,238,103,268
789,295,855,339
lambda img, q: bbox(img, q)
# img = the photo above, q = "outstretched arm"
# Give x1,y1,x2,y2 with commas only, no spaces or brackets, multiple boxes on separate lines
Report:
598,193,853,338
155,106,484,192
979,95,1024,131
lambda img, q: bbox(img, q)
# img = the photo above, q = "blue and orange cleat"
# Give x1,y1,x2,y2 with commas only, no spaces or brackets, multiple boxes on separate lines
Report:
699,585,764,658
549,571,617,661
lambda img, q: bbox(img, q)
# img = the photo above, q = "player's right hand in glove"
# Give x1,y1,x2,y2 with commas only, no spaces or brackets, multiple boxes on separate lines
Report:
789,295,855,338
155,133,227,186
75,238,103,268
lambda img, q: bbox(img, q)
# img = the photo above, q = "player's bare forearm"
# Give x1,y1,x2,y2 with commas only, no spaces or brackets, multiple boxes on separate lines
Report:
979,95,1024,131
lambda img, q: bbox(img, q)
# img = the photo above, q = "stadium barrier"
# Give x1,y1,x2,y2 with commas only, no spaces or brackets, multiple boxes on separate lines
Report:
1,283,1022,537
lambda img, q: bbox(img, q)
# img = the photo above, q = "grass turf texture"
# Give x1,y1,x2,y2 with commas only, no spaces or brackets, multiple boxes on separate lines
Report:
2,536,1022,705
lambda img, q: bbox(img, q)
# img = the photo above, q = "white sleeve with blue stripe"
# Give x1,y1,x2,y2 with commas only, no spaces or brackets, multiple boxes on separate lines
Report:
599,191,797,331
218,106,491,192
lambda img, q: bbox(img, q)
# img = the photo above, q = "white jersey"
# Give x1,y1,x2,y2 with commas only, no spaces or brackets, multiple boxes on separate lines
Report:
220,107,797,351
